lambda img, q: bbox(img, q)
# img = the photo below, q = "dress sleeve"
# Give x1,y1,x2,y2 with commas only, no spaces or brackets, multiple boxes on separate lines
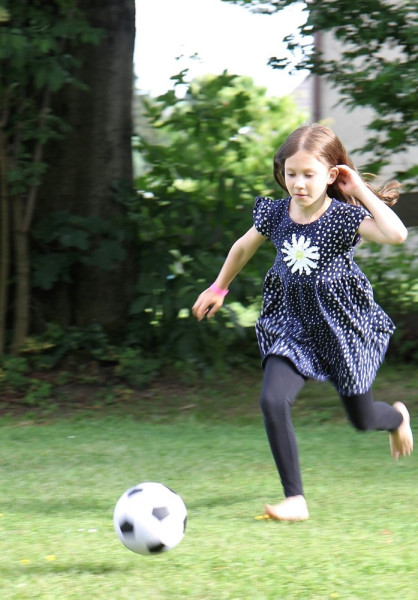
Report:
346,204,371,247
253,196,276,238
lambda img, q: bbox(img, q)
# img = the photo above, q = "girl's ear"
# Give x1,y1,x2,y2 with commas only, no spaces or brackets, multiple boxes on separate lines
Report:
328,166,339,184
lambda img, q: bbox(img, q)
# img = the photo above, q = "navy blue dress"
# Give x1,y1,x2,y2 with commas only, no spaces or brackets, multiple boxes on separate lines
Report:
253,196,394,396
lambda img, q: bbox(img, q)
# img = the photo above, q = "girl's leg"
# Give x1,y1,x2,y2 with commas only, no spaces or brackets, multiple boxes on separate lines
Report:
340,390,413,458
260,356,309,520
340,389,402,431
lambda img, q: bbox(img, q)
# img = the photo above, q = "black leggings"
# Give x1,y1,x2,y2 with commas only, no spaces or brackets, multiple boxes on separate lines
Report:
260,356,403,498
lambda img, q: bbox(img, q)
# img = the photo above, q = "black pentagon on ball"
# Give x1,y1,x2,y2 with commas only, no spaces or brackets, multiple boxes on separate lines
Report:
120,520,134,534
127,487,144,497
148,542,166,553
152,506,170,521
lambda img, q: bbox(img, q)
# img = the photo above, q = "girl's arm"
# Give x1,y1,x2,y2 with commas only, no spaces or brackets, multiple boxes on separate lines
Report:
192,226,267,321
336,164,408,244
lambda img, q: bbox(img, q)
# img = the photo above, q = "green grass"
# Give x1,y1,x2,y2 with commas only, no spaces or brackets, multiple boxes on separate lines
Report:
0,364,416,599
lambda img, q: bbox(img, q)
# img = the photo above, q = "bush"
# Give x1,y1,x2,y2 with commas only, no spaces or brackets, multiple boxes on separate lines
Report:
355,227,418,360
128,72,305,369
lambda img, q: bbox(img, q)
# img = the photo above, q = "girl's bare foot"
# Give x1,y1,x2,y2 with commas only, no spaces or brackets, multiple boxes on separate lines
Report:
265,495,309,521
390,402,413,460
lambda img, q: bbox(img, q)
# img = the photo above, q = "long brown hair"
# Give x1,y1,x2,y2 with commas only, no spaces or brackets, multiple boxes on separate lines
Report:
273,123,400,206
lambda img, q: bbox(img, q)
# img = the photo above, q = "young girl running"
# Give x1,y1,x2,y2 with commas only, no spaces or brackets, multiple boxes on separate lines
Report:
192,123,413,521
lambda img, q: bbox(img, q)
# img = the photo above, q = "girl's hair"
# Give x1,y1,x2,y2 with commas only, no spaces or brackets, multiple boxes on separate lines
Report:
273,123,400,206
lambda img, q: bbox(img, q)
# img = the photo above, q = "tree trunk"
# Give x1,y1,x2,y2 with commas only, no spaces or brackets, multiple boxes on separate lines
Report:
35,0,137,336
11,198,30,354
0,128,10,354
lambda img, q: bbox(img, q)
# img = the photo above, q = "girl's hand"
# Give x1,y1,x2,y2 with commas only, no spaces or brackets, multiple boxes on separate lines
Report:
336,164,408,244
192,227,266,321
192,289,225,321
336,164,366,197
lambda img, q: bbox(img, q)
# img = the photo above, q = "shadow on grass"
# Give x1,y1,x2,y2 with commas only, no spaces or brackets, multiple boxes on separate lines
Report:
184,494,247,512
9,498,114,515
1,561,128,576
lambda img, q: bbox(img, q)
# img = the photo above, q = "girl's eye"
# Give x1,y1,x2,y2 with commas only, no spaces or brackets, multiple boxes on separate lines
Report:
286,173,314,178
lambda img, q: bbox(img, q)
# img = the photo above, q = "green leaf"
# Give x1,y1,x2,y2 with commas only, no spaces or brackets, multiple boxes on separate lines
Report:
83,241,127,270
59,230,90,250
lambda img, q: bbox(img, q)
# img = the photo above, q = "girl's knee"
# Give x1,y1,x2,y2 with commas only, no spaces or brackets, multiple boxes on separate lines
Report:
341,390,375,431
349,416,373,432
260,387,291,418
260,356,304,418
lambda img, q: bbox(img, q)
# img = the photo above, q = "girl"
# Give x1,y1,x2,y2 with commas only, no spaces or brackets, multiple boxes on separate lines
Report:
192,123,413,521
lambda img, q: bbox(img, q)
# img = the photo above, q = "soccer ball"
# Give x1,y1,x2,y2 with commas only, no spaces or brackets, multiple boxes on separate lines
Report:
113,482,187,555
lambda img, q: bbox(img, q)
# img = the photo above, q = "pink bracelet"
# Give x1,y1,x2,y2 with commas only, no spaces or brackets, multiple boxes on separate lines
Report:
210,283,229,297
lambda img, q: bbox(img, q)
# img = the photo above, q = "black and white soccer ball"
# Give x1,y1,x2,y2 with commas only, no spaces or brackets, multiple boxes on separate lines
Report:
113,482,187,555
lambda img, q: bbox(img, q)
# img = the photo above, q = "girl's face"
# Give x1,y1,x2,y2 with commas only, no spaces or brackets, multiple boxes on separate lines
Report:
284,150,338,208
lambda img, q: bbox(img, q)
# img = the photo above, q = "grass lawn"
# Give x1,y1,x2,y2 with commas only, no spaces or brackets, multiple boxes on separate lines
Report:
0,363,416,599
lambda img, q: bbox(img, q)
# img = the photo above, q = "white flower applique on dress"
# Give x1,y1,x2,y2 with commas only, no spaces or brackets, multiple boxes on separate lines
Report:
281,234,320,275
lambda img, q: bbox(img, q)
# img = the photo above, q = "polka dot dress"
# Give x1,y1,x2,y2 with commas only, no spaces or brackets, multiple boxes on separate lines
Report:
253,196,395,395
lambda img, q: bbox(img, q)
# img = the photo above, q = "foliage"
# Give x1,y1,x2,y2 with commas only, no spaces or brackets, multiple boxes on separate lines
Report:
356,228,418,315
0,323,160,406
36,322,160,387
32,211,130,290
356,227,418,360
0,0,103,353
129,72,306,365
224,0,418,188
